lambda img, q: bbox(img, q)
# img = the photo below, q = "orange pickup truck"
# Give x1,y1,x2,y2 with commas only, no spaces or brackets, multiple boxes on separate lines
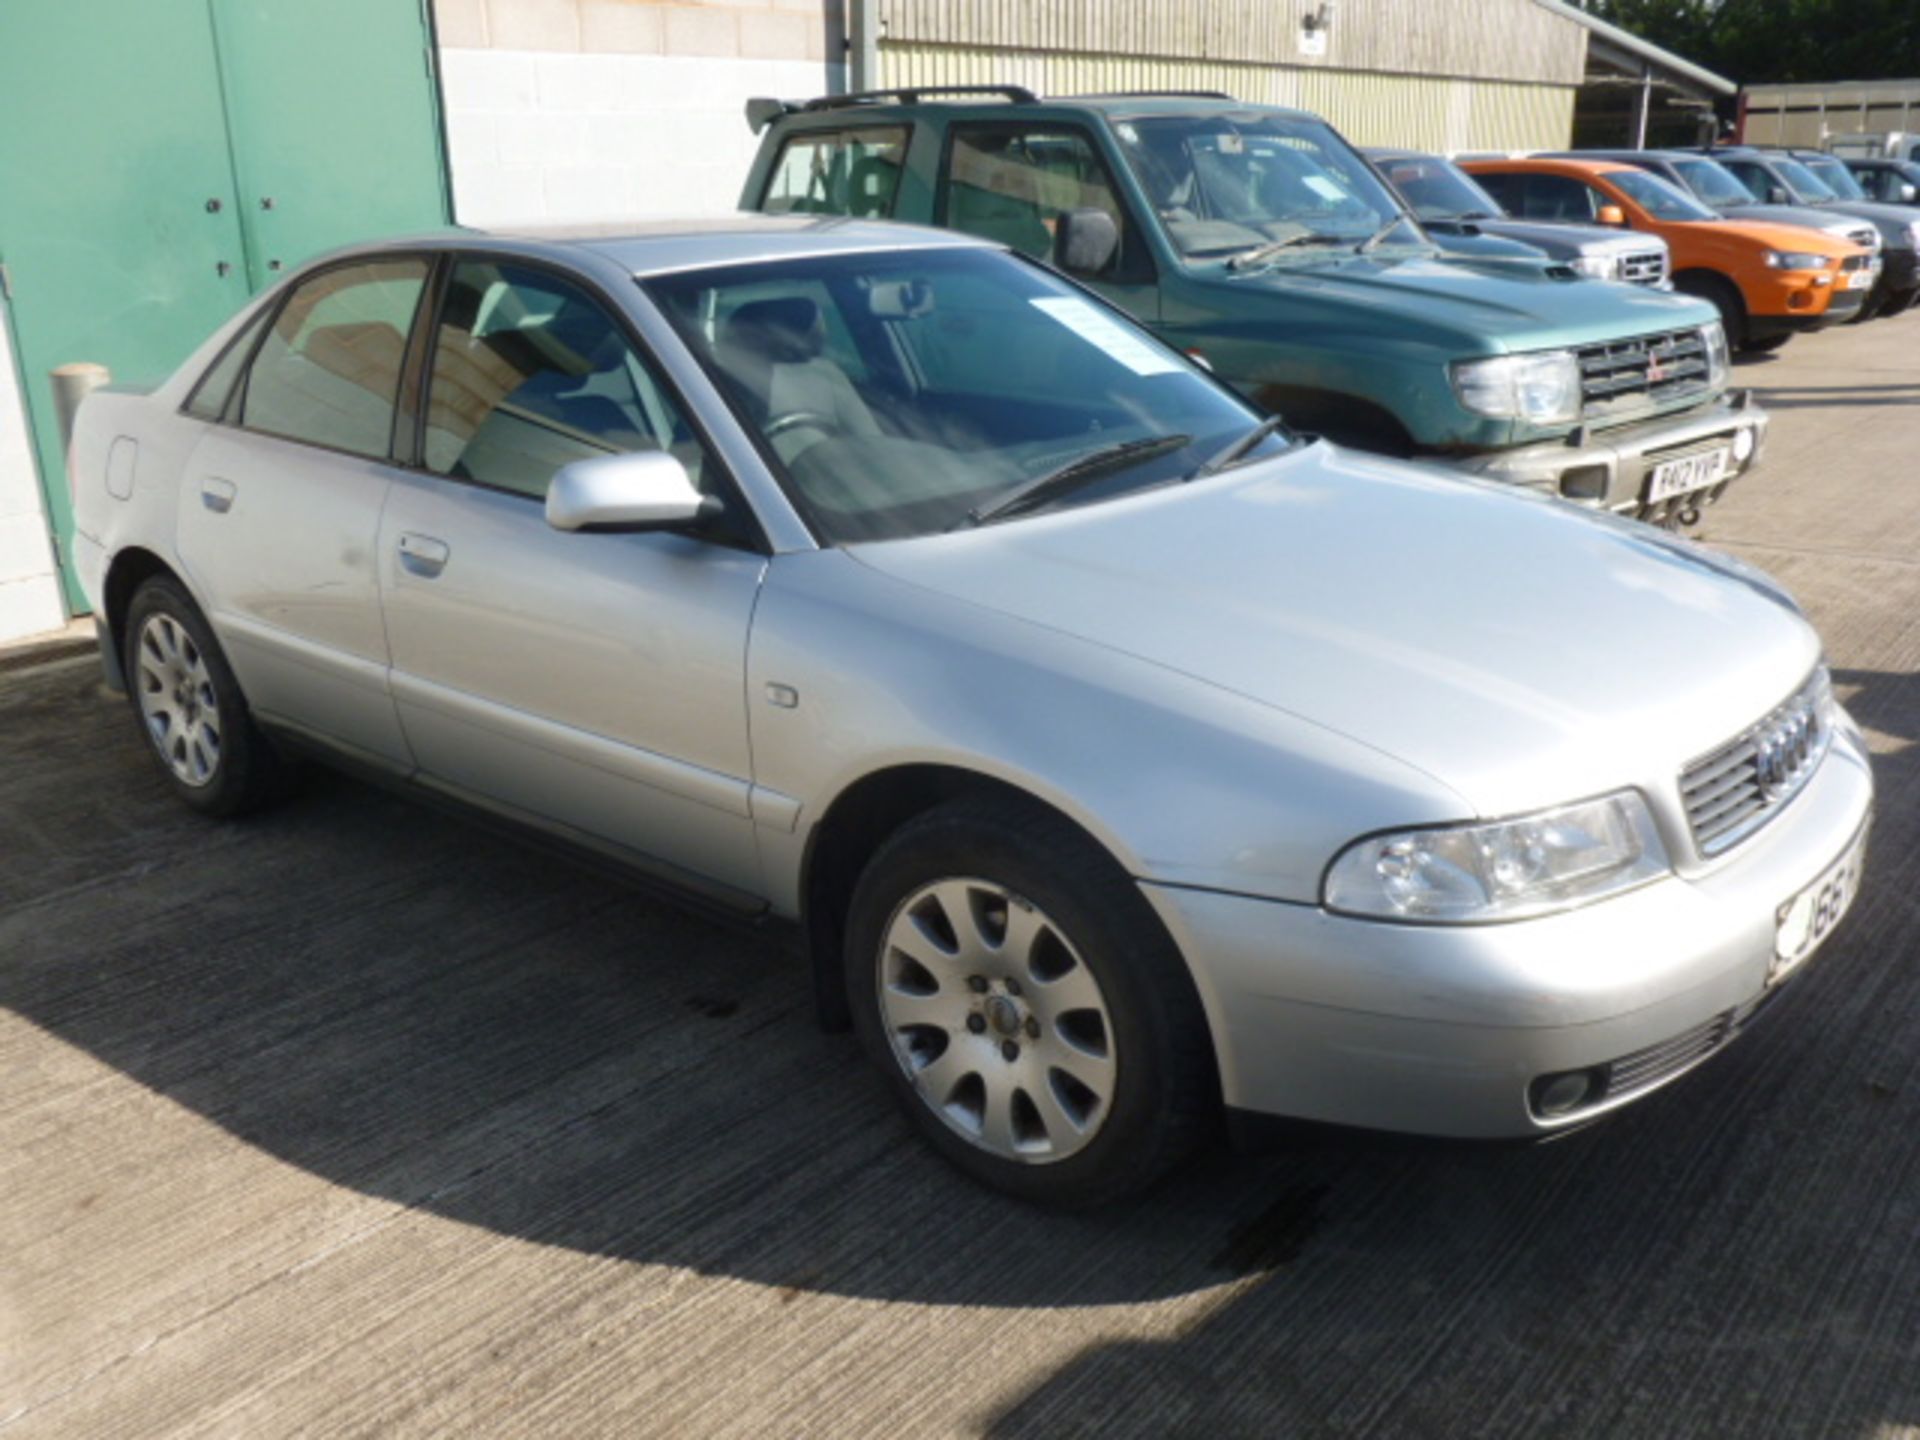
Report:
1463,156,1878,353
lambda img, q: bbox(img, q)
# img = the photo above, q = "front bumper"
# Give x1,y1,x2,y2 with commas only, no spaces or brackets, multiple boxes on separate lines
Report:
1142,724,1874,1141
1453,393,1769,523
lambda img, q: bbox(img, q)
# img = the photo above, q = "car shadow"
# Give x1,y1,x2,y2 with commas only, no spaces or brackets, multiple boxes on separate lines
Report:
3,655,1919,1434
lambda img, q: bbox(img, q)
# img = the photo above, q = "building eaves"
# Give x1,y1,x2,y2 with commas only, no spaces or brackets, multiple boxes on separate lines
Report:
1532,0,1737,97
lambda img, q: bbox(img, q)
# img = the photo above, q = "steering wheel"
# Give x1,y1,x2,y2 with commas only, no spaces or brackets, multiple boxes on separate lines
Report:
765,410,839,440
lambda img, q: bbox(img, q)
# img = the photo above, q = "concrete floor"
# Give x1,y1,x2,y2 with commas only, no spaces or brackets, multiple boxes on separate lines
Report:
3,310,1918,1440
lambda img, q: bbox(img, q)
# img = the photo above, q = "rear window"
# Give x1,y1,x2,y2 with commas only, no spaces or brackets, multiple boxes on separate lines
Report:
761,126,909,218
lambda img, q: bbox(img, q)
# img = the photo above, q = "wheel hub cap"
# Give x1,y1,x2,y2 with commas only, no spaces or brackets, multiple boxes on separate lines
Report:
134,613,223,789
877,878,1117,1165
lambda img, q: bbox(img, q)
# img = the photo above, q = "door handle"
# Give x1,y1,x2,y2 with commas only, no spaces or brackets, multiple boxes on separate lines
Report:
200,476,236,513
397,532,450,578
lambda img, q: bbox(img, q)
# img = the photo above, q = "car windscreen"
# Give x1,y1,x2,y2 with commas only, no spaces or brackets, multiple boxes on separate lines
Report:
1112,112,1415,258
1377,155,1505,221
642,248,1287,544
1607,168,1717,222
1774,157,1840,201
1669,156,1760,208
1801,155,1868,200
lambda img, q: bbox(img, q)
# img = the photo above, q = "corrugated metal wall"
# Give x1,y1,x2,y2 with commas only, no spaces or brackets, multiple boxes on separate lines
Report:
1743,81,1920,147
874,0,1582,151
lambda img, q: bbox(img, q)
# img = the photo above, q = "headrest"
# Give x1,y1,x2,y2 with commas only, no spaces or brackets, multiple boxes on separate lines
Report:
723,297,823,363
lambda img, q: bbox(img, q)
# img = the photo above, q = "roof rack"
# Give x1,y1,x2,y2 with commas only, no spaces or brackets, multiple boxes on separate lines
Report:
747,85,1040,132
1057,90,1237,101
806,85,1039,112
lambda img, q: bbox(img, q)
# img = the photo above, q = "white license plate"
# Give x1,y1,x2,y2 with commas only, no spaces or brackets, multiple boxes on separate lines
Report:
1772,828,1867,985
1648,447,1731,503
1846,269,1876,290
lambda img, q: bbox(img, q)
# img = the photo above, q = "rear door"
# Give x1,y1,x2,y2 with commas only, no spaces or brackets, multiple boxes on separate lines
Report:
377,255,768,902
176,257,430,766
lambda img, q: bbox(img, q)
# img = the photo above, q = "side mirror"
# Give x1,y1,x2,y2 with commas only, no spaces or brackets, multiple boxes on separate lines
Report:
1596,204,1626,226
1901,183,1918,202
546,449,713,533
1054,207,1120,275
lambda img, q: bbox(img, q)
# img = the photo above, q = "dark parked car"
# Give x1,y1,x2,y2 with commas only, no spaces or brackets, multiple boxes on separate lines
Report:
1365,148,1670,286
1841,156,1920,206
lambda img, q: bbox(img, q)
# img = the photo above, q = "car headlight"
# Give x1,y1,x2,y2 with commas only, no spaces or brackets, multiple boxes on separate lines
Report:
1907,220,1920,250
1701,320,1729,388
1569,253,1620,280
1323,790,1671,924
1764,250,1831,270
1451,351,1582,425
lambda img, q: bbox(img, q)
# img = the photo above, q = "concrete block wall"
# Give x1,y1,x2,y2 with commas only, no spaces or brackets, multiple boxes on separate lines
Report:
434,0,847,225
0,311,65,644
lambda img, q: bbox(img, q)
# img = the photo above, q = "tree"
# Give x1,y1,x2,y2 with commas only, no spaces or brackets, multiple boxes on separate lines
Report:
1579,0,1920,84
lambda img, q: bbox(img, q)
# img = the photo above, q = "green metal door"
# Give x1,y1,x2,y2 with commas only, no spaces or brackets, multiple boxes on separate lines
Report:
0,0,448,615
211,0,451,288
0,0,255,610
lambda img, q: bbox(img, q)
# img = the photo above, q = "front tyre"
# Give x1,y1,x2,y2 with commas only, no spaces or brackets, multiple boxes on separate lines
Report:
846,798,1216,1208
123,576,294,817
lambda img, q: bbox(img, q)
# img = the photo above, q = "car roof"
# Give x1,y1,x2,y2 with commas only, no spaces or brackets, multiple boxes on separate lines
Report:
344,215,993,277
1462,156,1638,176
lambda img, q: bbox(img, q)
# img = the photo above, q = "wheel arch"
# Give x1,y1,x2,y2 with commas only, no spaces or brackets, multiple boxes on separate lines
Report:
797,762,1158,1032
102,546,191,690
1670,268,1749,343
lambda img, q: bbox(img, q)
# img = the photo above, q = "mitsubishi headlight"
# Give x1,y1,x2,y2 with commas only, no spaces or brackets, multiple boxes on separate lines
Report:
1569,253,1620,281
1701,320,1729,388
1323,790,1670,924
1764,250,1831,270
1451,351,1582,425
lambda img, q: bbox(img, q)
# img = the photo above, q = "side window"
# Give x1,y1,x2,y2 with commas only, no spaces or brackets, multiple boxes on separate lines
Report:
184,305,272,422
1722,160,1776,203
239,259,428,457
1524,174,1600,222
761,126,910,217
941,125,1143,279
420,259,710,501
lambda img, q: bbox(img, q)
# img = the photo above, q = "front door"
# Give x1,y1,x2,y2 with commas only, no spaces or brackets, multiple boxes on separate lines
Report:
176,258,431,767
378,257,768,901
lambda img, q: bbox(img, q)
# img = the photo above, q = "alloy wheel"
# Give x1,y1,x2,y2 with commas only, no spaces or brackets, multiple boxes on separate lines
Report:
135,612,223,787
877,877,1117,1164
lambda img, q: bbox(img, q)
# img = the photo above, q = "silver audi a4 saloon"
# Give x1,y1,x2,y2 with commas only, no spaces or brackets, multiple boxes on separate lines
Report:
67,218,1873,1207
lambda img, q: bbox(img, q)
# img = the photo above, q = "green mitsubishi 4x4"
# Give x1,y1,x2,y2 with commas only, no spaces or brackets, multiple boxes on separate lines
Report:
740,87,1769,524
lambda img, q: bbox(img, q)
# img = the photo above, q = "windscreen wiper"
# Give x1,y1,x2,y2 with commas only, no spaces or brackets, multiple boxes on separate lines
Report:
1356,216,1413,253
1226,232,1342,271
962,433,1192,527
1185,414,1290,482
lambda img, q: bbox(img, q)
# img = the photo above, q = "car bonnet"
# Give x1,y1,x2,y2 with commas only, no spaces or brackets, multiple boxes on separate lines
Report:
848,443,1819,819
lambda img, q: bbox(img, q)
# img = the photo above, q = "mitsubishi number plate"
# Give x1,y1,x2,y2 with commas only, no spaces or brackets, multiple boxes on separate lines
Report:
1648,447,1731,503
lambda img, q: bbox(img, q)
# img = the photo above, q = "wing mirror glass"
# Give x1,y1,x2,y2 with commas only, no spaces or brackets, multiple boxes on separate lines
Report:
1054,207,1120,275
1596,204,1626,226
546,449,714,533
1901,182,1918,202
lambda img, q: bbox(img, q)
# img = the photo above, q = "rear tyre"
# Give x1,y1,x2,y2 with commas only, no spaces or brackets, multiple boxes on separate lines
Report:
845,797,1217,1208
1673,272,1747,350
123,576,296,817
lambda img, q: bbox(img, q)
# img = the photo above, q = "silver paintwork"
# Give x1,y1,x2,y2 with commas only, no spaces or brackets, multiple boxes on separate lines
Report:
65,219,1873,1143
135,612,221,786
545,451,706,532
879,878,1115,1163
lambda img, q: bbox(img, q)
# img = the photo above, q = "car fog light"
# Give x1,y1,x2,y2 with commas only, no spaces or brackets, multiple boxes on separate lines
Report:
1530,1069,1603,1118
1731,426,1755,463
